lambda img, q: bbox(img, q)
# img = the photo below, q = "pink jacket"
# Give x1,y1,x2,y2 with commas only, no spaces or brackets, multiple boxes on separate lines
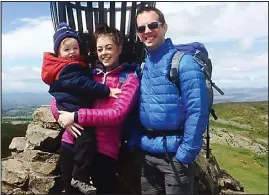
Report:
50,65,140,160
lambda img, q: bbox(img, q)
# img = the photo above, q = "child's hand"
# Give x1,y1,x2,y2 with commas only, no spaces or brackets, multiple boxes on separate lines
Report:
109,88,121,98
58,111,75,128
66,123,84,138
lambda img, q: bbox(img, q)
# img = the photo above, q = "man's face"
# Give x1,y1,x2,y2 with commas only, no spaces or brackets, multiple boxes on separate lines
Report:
136,11,167,51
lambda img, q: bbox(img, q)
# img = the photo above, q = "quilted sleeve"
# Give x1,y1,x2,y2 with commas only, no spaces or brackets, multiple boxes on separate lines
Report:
175,55,209,164
55,64,110,99
77,73,139,127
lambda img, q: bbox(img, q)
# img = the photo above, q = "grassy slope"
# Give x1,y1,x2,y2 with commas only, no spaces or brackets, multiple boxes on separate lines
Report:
212,101,268,137
210,101,268,194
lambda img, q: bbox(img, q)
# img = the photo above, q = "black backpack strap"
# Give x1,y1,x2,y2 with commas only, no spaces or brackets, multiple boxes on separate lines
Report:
135,62,145,79
170,51,185,92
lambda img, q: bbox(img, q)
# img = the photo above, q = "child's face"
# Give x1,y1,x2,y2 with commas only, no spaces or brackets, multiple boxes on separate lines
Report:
58,38,80,60
96,35,122,68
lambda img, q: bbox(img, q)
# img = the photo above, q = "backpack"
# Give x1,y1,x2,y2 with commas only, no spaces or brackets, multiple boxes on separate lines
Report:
137,42,224,158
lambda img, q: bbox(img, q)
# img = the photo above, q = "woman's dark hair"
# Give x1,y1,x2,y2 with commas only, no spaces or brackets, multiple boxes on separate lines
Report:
94,23,124,46
136,7,166,26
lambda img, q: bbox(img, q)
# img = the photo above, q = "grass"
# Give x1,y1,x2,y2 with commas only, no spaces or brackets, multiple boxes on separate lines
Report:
212,101,268,137
210,120,248,132
210,120,268,147
211,143,268,194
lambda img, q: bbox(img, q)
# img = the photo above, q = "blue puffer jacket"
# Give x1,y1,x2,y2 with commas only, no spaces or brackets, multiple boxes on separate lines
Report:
131,38,209,164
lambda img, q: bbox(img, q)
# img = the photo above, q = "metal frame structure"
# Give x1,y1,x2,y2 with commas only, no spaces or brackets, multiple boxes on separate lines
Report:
50,2,156,64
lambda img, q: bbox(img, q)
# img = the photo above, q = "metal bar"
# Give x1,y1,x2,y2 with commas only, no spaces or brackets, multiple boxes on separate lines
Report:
85,2,95,58
109,2,115,27
120,2,127,35
75,2,83,32
86,2,93,33
104,9,107,25
58,2,66,23
94,10,99,27
98,2,105,25
139,2,146,9
50,2,58,31
59,2,135,12
128,2,137,43
66,3,75,29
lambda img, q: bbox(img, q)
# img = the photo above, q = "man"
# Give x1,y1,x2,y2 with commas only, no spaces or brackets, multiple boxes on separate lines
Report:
130,6,209,194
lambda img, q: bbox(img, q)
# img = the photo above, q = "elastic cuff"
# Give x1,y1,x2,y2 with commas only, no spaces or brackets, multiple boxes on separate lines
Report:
74,111,78,123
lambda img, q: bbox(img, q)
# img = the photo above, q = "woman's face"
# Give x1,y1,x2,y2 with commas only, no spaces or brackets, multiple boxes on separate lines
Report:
96,35,122,68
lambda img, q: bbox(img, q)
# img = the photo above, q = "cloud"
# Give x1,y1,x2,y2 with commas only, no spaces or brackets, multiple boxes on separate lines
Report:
2,66,48,93
212,52,268,88
3,17,54,59
2,2,268,93
154,2,268,89
157,2,268,44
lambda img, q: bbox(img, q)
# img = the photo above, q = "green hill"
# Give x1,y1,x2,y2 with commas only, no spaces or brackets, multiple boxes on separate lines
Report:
210,101,268,194
212,101,268,137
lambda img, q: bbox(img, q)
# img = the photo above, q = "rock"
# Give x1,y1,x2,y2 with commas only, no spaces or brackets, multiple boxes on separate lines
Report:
25,123,62,152
9,137,27,153
15,150,59,164
2,150,61,194
2,183,33,195
2,159,29,188
3,105,247,195
220,189,247,194
210,128,268,155
28,174,60,194
32,105,61,130
194,141,245,195
218,169,244,192
28,161,57,175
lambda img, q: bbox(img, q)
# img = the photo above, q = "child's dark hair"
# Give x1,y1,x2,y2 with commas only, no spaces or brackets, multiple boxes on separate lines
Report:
94,24,124,46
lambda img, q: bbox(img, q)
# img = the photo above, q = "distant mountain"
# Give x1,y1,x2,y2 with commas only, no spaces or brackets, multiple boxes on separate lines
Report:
2,92,51,110
214,87,268,104
2,88,268,110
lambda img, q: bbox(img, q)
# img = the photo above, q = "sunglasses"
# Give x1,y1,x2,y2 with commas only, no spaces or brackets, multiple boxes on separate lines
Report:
137,22,163,33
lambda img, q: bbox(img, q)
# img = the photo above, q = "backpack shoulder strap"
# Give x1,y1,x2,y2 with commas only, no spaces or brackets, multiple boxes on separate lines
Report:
140,62,145,72
170,51,185,90
135,62,145,79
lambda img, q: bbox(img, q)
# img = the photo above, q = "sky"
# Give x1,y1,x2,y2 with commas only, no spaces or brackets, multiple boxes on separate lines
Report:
2,2,268,93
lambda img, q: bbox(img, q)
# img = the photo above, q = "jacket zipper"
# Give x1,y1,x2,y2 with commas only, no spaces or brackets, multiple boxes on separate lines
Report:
96,72,109,108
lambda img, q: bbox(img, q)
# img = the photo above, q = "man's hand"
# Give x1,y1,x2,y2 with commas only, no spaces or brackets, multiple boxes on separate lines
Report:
109,88,121,98
66,123,84,138
183,164,188,168
58,111,75,128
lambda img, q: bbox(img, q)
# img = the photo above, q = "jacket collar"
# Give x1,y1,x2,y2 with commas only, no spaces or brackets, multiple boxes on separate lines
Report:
41,52,87,85
93,61,138,75
146,38,175,60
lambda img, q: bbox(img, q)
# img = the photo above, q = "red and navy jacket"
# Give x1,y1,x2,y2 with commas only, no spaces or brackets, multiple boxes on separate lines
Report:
41,52,110,112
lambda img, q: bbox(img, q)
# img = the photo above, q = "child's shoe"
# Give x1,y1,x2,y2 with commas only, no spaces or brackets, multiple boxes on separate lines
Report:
71,178,96,194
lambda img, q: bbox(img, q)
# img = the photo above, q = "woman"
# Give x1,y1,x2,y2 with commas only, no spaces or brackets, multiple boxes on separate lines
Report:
51,24,139,194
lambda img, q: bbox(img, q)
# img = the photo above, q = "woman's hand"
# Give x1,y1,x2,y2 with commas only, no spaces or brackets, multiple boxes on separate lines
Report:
66,123,84,138
58,111,75,128
109,88,121,98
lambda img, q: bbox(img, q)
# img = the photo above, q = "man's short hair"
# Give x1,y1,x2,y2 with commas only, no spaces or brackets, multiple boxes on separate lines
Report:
136,7,166,26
